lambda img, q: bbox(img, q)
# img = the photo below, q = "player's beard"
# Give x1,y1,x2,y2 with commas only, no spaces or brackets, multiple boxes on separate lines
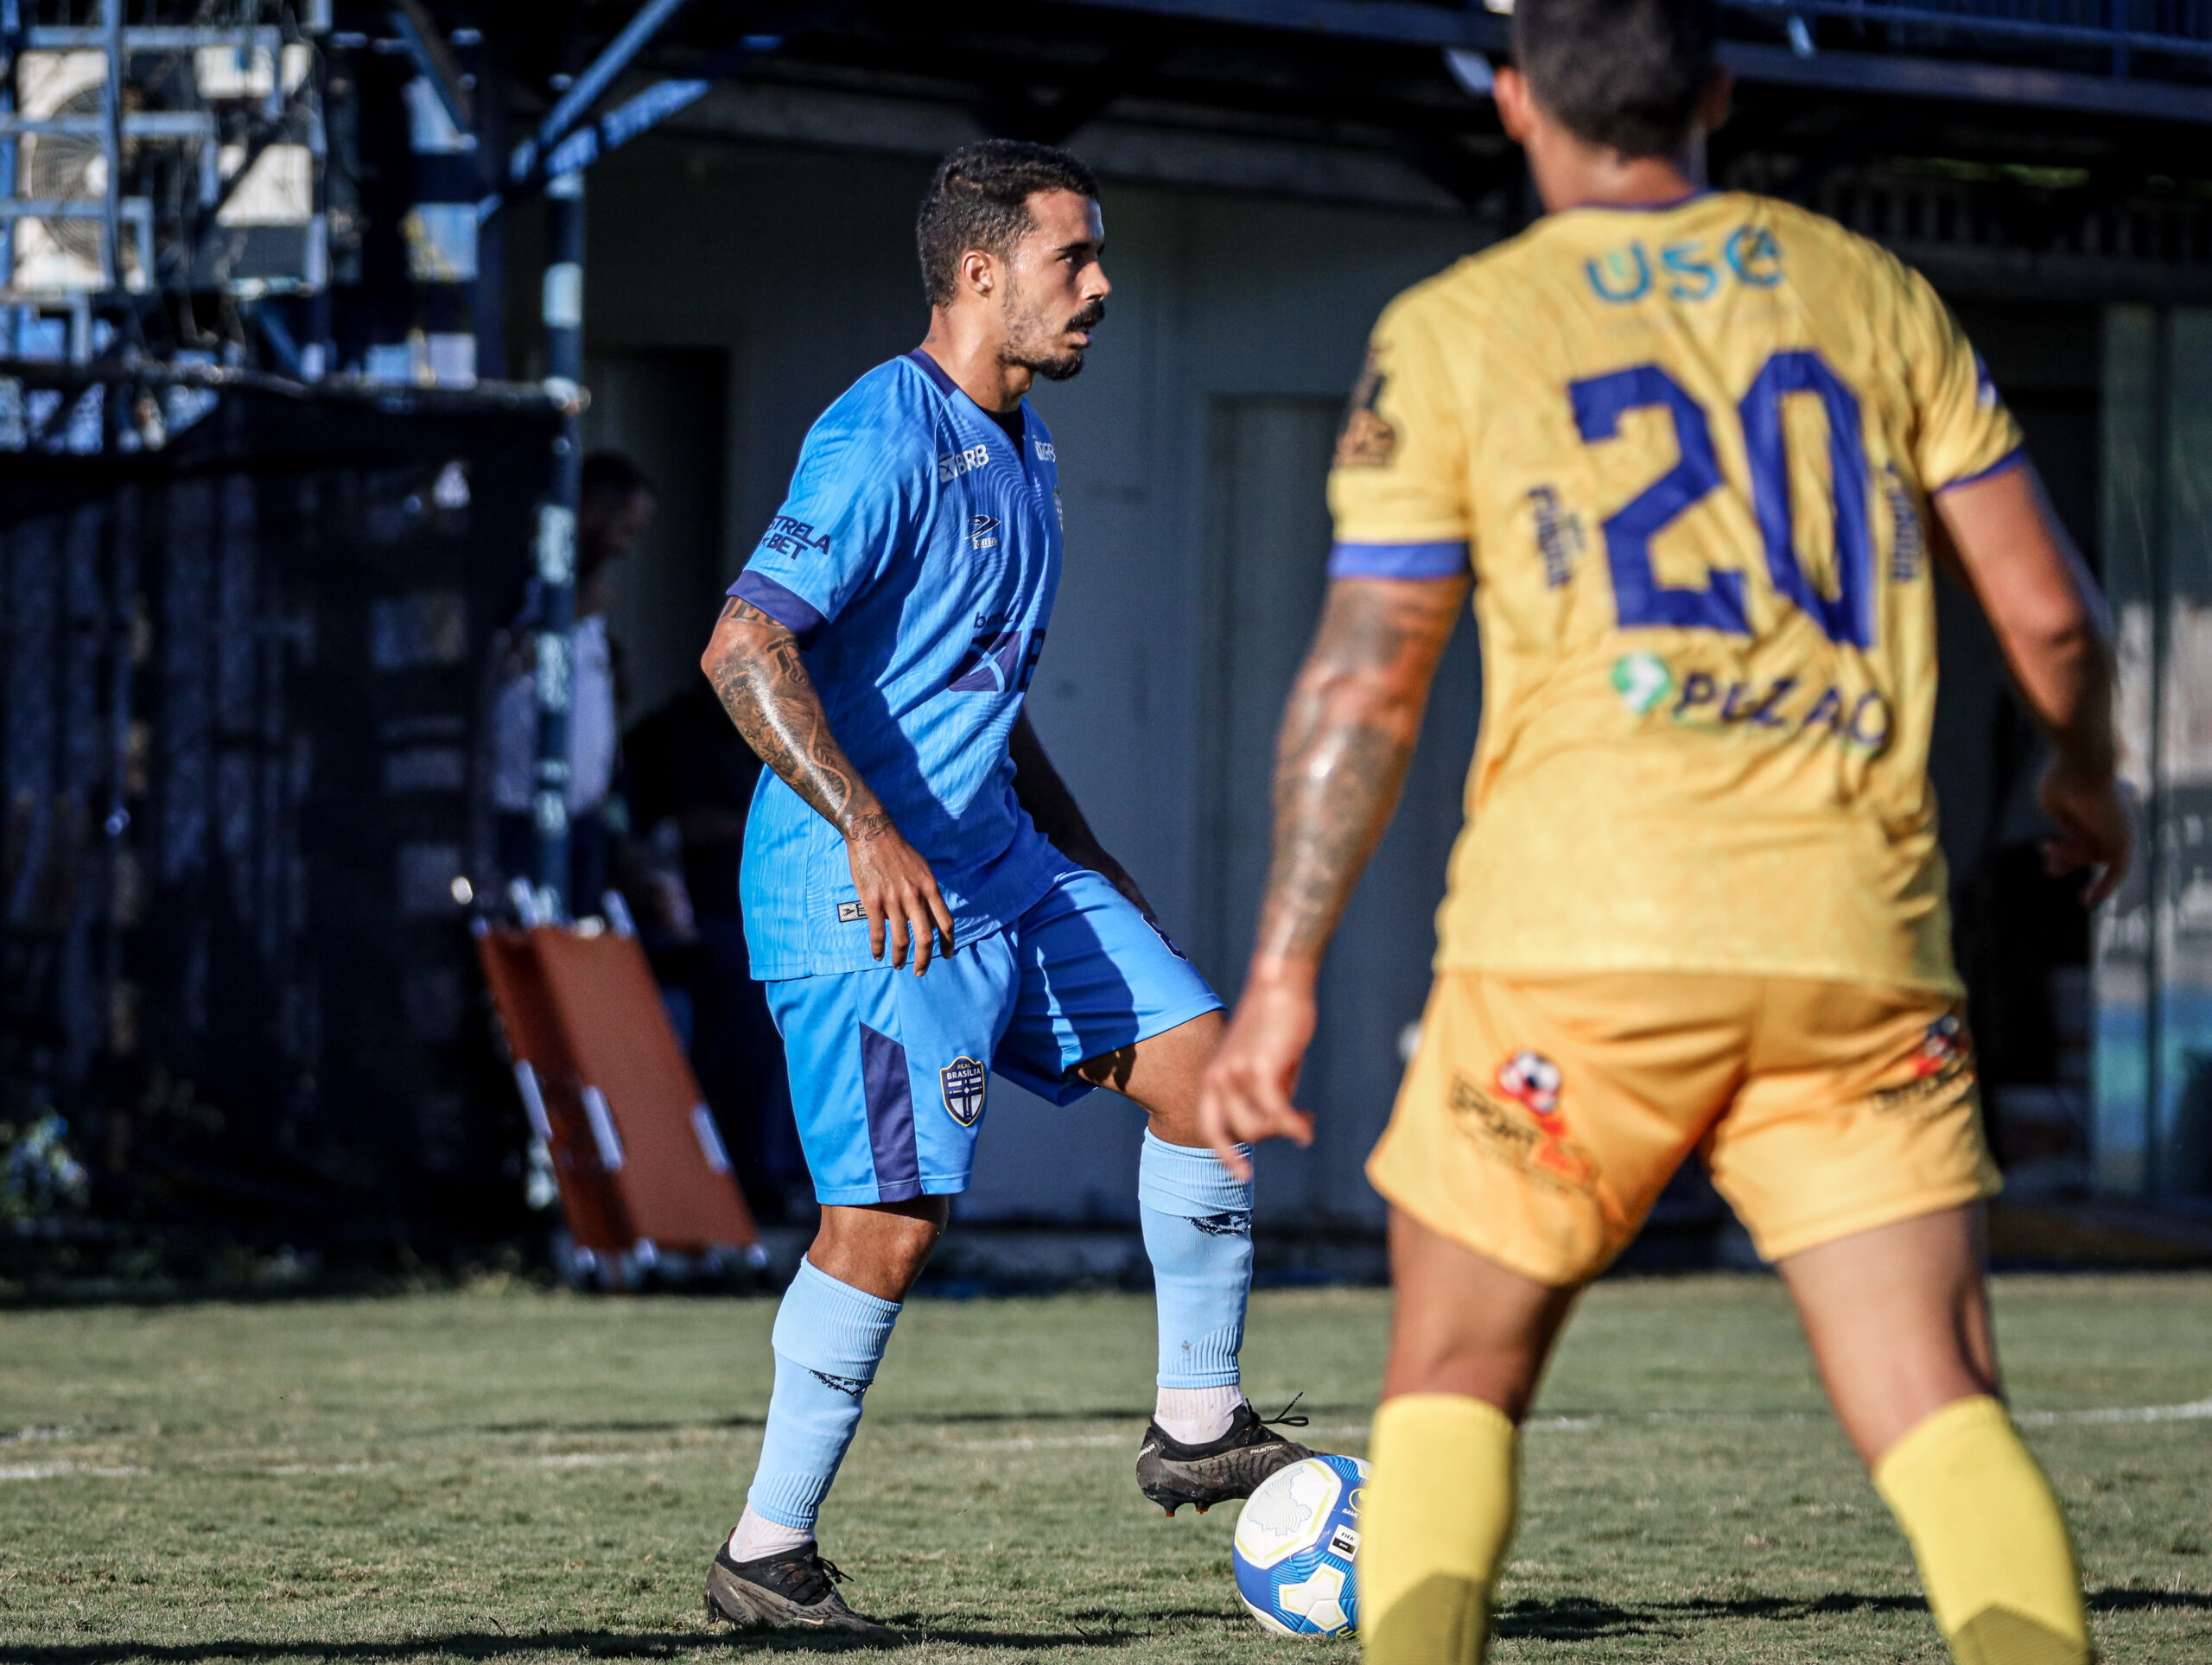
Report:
1001,285,1105,383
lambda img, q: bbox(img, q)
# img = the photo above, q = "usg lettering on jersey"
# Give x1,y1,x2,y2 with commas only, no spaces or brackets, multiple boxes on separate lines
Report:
1585,226,1784,304
759,515,831,557
938,442,990,483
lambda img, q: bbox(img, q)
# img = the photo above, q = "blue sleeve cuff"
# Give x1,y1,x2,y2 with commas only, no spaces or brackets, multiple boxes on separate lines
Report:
1327,540,1471,581
731,569,830,647
1930,446,2027,496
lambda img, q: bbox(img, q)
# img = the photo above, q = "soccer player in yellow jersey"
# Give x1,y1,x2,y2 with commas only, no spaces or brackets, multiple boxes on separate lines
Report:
1198,0,2131,1660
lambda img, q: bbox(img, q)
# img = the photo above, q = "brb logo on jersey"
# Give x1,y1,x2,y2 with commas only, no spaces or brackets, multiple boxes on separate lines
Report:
1497,1050,1563,1117
938,442,990,483
940,1057,987,1127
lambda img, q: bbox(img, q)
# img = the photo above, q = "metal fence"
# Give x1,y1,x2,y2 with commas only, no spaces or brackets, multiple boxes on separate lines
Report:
0,367,556,1252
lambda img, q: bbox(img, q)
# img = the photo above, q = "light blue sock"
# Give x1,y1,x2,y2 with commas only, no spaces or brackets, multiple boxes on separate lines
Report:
745,1258,901,1534
1139,1129,1255,1390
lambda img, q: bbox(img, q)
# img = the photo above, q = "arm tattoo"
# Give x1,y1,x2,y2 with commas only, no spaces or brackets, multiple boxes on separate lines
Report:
1255,580,1465,963
705,598,889,840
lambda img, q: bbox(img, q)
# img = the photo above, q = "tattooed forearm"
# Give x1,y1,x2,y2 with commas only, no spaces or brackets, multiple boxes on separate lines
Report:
702,598,888,841
1253,577,1469,967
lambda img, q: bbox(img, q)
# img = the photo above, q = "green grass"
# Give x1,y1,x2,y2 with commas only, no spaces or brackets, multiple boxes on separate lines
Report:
2,1273,2208,1662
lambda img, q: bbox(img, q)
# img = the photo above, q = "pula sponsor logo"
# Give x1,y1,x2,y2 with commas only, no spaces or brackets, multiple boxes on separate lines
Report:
1615,653,1894,753
938,442,990,483
1613,651,1674,715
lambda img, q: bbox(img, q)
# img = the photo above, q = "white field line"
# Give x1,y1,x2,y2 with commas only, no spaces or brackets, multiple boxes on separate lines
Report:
10,1397,2206,1478
0,1463,149,1481
951,1397,2212,1451
0,1450,677,1483
2016,1395,2212,1427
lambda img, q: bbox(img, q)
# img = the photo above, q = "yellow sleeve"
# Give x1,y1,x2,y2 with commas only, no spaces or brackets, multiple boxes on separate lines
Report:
1899,262,2025,493
1326,291,1474,580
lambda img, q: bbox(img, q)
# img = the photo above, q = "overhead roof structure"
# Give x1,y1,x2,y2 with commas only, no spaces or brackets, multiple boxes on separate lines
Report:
454,0,2207,301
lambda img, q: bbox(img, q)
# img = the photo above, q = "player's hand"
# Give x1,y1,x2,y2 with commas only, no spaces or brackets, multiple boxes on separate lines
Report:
1198,970,1319,1180
846,815,955,974
2039,765,2132,907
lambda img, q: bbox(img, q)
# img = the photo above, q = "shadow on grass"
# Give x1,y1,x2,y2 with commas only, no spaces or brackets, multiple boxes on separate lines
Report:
467,1401,1374,1439
0,1622,1130,1662
1497,1586,2212,1640
6,1589,2202,1662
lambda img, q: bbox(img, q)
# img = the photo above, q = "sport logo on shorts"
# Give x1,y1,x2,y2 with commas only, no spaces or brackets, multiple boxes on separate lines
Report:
1914,1013,1967,1078
1496,1050,1563,1117
940,1056,987,1127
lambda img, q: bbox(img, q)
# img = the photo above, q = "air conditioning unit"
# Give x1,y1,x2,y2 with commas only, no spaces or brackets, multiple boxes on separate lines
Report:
189,42,324,295
10,37,324,302
11,50,146,295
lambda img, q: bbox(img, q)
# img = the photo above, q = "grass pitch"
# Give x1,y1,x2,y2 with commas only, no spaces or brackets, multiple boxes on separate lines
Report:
2,1273,2208,1663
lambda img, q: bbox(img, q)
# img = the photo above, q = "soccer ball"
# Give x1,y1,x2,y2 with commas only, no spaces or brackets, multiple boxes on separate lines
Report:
1231,1453,1370,1637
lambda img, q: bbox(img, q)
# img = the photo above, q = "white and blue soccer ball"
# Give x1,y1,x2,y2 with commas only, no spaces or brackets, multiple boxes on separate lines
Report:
1231,1452,1370,1638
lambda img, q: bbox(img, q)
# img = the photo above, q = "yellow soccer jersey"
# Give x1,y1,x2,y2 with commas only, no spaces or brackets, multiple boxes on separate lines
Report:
1328,191,2023,994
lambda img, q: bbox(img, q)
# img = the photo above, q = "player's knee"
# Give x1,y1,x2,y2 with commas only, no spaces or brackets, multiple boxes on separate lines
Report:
811,1197,949,1296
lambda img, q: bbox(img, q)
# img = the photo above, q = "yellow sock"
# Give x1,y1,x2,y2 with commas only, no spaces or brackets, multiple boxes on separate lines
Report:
1358,1393,1518,1665
1872,1395,2093,1665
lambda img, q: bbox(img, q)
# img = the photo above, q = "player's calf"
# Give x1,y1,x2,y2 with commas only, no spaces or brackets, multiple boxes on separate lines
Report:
1135,1126,1306,1511
1874,1396,2092,1665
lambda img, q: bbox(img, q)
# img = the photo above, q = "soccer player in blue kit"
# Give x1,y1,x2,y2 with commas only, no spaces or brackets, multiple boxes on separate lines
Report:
696,141,1314,1632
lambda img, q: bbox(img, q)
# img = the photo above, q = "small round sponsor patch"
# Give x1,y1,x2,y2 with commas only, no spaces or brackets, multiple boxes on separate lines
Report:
940,1056,987,1128
1612,651,1673,715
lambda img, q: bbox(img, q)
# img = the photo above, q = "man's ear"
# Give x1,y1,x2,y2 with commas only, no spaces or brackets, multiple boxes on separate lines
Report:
958,247,995,298
1697,66,1733,137
1493,66,1535,143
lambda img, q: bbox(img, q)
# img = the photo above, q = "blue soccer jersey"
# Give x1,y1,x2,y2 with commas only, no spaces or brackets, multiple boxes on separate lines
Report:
732,350,1065,979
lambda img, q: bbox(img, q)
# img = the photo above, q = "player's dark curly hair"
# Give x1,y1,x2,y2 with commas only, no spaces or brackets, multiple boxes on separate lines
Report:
916,140,1099,308
1513,0,1720,159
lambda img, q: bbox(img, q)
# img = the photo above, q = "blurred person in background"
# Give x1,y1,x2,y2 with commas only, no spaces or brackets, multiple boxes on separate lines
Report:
491,452,658,910
625,679,806,1221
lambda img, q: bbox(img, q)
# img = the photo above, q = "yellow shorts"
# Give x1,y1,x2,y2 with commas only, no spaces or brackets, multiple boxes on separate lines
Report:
1366,972,2001,1286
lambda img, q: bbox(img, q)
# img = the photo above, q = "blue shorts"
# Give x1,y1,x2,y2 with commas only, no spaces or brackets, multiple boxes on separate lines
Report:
765,867,1223,1206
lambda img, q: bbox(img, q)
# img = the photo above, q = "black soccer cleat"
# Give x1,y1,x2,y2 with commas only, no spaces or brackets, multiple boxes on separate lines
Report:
702,1539,890,1635
1137,1395,1317,1516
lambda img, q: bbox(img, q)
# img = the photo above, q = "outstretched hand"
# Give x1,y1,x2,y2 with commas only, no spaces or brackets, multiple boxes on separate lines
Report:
847,815,955,973
2039,766,2132,907
1198,973,1319,1180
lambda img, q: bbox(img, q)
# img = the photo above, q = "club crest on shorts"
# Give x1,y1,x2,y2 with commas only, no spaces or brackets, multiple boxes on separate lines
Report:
1497,1050,1563,1117
940,1056,987,1127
